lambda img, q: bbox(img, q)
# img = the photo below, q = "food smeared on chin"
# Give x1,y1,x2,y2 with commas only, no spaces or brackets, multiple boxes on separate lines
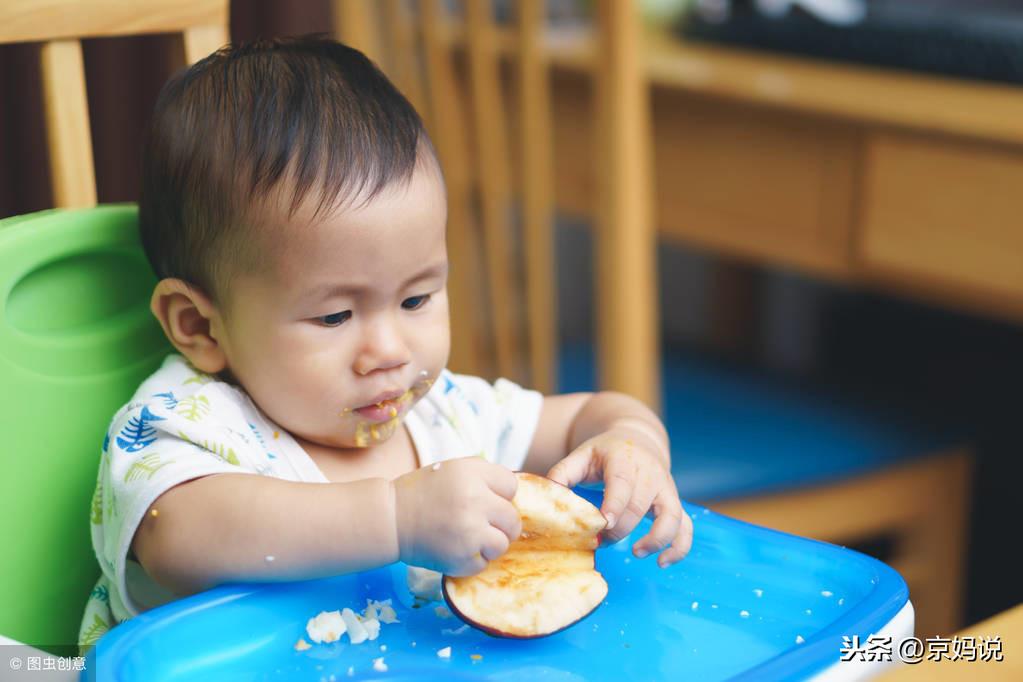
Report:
343,372,436,446
442,472,608,638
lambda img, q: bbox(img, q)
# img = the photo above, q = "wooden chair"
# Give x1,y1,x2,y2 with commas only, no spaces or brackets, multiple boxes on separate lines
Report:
334,2,973,639
0,0,230,209
333,0,660,403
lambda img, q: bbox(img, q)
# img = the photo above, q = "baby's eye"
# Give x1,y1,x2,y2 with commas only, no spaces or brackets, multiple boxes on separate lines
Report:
317,311,352,327
402,295,431,311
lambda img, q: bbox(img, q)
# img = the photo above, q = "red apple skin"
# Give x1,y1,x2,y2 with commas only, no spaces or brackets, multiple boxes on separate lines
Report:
441,576,607,639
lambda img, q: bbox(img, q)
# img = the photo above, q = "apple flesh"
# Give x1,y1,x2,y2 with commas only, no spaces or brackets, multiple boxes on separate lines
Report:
442,472,608,638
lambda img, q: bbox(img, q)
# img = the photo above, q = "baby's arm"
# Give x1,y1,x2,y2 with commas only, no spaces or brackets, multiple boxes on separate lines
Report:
132,456,521,597
132,474,398,596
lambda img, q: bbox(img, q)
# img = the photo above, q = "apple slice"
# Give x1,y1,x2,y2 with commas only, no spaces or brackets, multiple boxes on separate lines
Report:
442,472,608,638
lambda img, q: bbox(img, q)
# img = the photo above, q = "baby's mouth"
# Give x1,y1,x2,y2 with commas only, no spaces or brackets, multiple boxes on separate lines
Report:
351,390,413,423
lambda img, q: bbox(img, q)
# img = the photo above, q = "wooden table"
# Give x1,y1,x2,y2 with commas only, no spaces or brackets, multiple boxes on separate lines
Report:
881,603,1023,680
530,28,1023,324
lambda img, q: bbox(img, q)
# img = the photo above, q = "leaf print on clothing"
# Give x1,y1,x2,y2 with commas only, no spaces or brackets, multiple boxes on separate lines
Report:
441,403,461,432
152,391,178,409
90,480,103,525
124,453,172,483
102,432,110,453
497,422,513,451
104,483,117,521
90,484,102,525
79,613,109,650
247,422,277,459
178,431,240,466
90,584,110,603
175,395,211,422
115,406,165,453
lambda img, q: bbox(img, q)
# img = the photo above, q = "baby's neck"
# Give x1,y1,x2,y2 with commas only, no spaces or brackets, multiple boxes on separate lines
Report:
294,427,420,483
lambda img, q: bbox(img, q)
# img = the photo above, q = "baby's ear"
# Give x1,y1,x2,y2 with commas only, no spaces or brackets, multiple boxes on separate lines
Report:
150,278,228,374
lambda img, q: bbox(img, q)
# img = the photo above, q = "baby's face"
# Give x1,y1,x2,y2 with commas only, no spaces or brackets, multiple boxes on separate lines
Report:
215,160,450,449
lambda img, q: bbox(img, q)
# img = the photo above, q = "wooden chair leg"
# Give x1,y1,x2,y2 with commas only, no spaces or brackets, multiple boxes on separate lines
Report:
898,451,972,638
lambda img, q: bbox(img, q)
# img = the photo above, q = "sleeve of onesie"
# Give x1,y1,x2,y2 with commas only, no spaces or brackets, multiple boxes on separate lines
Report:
90,380,263,617
441,372,544,472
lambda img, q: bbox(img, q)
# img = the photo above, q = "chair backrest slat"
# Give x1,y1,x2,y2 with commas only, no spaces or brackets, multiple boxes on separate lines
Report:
336,2,659,403
517,0,556,394
380,0,429,131
333,0,385,72
182,24,230,65
465,0,523,384
0,0,227,44
2,0,230,210
39,39,97,208
418,0,487,379
594,0,660,407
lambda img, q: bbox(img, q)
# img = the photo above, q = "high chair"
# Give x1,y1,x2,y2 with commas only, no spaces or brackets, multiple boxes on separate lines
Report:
0,0,228,653
335,1,973,639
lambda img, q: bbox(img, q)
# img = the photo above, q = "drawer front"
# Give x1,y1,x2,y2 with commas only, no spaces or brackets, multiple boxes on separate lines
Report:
652,92,858,278
859,133,1023,301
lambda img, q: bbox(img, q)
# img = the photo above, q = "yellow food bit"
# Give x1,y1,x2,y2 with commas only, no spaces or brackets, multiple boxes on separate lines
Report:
294,638,311,651
389,406,398,417
354,422,371,447
272,431,280,439
150,508,159,518
470,654,483,661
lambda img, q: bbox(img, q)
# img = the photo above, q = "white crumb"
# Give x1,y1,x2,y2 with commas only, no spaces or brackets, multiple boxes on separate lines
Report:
306,610,345,644
342,608,368,644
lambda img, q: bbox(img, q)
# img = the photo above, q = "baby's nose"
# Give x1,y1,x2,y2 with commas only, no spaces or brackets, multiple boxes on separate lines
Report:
354,320,410,375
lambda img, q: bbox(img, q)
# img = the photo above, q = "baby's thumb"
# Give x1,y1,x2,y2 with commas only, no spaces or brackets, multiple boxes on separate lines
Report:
546,447,593,489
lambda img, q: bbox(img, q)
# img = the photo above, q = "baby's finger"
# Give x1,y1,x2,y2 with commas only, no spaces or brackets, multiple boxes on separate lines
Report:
547,447,594,489
605,481,657,544
632,495,682,558
599,454,637,532
657,514,694,567
449,551,490,577
481,461,519,501
480,526,511,562
488,497,523,543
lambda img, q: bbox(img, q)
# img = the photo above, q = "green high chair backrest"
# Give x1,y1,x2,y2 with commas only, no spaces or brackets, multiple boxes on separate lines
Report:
0,205,171,654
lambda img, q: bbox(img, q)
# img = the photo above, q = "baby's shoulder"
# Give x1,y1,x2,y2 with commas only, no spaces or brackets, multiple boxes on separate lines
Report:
411,369,536,427
108,353,253,437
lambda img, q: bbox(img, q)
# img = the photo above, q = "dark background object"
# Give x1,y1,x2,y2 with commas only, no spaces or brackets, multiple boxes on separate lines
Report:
679,0,1023,86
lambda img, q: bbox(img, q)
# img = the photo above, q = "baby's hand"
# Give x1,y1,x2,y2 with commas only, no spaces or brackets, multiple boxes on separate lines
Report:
547,427,693,567
391,457,521,577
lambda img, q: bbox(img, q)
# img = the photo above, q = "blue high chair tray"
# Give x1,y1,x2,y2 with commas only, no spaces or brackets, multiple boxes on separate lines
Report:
85,493,909,681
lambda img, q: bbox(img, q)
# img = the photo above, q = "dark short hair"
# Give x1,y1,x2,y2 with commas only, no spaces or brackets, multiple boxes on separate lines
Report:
139,35,435,306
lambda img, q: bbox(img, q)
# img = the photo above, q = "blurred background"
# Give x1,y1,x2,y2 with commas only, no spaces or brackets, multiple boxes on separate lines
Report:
3,0,1022,641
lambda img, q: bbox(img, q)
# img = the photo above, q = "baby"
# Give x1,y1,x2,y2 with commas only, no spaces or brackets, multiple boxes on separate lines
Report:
78,36,692,652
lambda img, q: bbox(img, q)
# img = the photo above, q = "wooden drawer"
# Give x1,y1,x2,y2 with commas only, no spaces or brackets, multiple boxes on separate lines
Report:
651,91,858,279
859,133,1023,305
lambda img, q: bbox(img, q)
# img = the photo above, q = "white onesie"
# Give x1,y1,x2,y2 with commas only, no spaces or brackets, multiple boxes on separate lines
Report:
77,353,542,653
